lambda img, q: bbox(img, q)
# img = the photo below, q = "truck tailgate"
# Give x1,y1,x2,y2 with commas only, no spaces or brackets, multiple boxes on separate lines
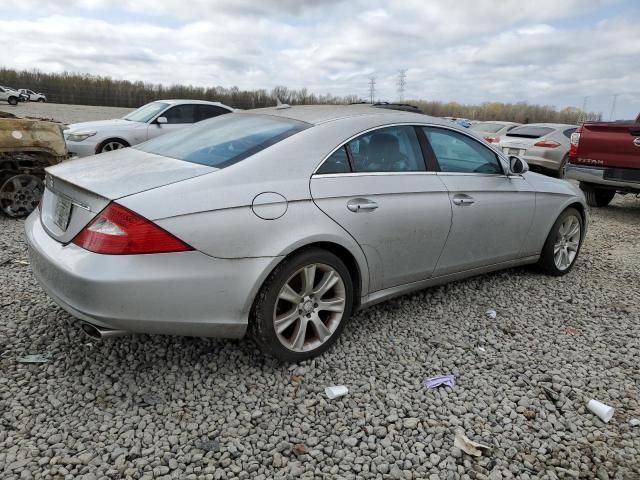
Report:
575,122,640,169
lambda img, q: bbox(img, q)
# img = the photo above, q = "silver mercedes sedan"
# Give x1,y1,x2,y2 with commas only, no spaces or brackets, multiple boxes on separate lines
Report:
25,105,588,361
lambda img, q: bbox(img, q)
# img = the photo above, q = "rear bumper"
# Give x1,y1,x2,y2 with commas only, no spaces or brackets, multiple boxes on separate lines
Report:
25,211,277,338
566,164,640,192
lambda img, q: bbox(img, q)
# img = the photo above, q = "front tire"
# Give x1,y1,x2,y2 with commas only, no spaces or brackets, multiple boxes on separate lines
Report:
37,98,45,103
250,248,354,362
557,155,568,179
580,183,615,207
98,139,129,153
8,96,18,106
538,207,583,276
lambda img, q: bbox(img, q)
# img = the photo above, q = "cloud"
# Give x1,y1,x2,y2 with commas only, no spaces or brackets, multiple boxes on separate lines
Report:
1,0,639,117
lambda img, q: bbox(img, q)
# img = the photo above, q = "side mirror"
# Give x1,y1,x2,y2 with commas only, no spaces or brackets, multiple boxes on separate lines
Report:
509,156,529,175
156,116,167,125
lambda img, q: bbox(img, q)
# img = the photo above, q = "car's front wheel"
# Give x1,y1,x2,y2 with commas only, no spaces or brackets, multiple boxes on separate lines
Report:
98,139,129,153
37,98,45,103
538,207,584,276
8,96,18,106
251,248,354,362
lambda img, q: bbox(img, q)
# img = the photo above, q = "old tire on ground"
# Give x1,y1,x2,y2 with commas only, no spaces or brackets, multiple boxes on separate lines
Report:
8,96,18,106
580,183,615,207
98,138,129,153
0,174,44,217
538,207,584,276
250,248,354,362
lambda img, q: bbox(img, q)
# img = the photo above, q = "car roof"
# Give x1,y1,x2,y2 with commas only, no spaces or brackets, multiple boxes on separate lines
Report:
245,104,446,126
513,123,577,129
159,99,232,107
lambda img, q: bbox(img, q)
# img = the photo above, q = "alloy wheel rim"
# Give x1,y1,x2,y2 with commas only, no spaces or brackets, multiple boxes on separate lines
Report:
273,263,346,352
553,215,581,270
0,174,43,217
102,142,124,152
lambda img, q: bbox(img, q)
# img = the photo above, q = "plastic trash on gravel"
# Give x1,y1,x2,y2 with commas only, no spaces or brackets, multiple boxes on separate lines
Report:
454,430,491,457
423,374,456,389
485,309,497,319
587,399,614,423
16,354,50,363
325,385,348,399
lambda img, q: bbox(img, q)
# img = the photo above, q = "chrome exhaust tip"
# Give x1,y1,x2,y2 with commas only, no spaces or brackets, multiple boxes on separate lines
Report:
80,322,130,339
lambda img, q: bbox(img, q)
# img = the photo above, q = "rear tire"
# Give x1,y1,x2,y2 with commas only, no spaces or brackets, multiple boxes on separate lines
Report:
580,183,615,207
557,155,568,179
250,248,354,362
538,207,583,276
8,96,18,106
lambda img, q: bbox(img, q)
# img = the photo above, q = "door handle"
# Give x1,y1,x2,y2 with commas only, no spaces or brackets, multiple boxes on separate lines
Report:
347,198,379,212
452,195,475,206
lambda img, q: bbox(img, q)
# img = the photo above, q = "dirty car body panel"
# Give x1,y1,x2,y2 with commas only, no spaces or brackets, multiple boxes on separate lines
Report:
25,105,587,340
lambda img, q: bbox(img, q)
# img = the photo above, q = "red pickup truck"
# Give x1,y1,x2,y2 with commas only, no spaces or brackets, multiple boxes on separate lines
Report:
566,113,640,206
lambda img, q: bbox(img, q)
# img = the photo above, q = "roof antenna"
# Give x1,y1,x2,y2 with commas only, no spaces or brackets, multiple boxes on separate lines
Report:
275,97,291,110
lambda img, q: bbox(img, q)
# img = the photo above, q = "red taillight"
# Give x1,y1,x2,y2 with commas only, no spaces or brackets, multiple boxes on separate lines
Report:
484,136,500,143
533,140,561,148
569,126,581,158
72,202,193,255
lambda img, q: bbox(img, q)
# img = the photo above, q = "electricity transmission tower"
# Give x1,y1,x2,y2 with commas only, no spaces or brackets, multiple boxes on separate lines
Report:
368,76,376,104
397,69,407,102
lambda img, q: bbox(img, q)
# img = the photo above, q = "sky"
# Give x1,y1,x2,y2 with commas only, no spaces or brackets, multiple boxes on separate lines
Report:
1,0,640,119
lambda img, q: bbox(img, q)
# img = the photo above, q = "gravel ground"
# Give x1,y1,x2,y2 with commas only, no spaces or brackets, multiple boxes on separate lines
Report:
1,195,639,480
0,103,133,125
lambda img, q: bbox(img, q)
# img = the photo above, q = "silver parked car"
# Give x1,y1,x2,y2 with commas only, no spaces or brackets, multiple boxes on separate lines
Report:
469,121,520,144
64,99,234,157
26,105,588,361
498,123,577,177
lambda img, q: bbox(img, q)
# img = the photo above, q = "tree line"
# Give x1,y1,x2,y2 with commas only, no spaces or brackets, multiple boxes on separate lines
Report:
0,68,600,124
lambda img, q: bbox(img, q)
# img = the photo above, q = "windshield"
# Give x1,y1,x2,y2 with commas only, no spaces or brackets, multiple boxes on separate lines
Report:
135,113,310,168
470,122,505,133
124,101,169,122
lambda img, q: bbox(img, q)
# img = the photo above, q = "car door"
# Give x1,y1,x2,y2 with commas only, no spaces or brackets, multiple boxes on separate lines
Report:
147,104,198,140
310,125,452,292
421,126,536,276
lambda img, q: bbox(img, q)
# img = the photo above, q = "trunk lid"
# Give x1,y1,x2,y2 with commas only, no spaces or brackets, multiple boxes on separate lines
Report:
41,148,215,243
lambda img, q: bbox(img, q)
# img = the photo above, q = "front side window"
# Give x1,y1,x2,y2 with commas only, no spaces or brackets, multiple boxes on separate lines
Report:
123,102,169,123
163,104,198,124
136,113,309,169
423,127,502,174
348,126,425,172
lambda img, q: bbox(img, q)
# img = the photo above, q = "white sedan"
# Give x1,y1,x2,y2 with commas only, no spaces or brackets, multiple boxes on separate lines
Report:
64,99,234,157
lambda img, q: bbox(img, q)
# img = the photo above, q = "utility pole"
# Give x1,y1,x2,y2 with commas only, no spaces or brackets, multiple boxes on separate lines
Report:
580,96,589,123
368,76,376,104
609,94,618,121
397,69,407,102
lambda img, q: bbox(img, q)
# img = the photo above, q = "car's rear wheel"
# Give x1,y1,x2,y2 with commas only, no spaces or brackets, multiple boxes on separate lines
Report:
250,248,354,362
8,96,18,106
538,207,583,276
580,183,615,207
557,155,568,179
99,139,129,153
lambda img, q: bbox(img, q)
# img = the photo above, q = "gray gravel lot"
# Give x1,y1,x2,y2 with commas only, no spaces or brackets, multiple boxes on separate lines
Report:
0,103,133,124
1,196,640,480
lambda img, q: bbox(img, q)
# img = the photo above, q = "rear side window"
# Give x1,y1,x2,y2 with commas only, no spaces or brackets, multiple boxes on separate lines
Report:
423,127,502,174
198,105,230,121
506,126,554,138
316,146,350,174
136,114,309,168
563,128,576,138
348,126,425,172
